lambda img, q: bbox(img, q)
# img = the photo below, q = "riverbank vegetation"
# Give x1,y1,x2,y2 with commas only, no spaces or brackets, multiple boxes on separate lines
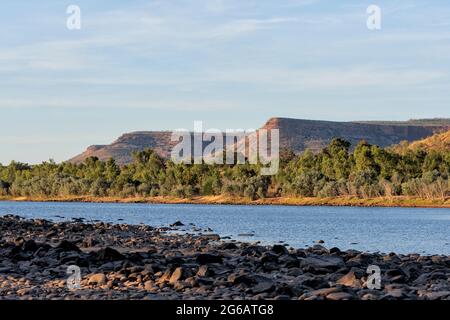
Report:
1,139,449,202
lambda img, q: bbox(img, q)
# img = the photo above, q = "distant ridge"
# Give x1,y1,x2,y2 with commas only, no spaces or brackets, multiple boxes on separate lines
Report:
69,117,450,165
354,118,450,126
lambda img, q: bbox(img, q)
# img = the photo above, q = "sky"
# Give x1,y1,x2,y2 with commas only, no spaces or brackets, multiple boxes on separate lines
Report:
1,0,450,164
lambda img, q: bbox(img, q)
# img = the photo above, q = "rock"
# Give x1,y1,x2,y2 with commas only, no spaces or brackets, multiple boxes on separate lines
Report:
169,267,184,285
57,240,81,252
173,280,189,291
95,247,125,261
336,271,361,288
329,247,341,254
170,221,184,227
228,273,254,286
0,267,11,273
196,265,210,277
144,280,155,291
315,240,325,244
287,268,303,277
196,253,223,264
422,291,450,300
81,236,98,248
252,281,275,294
326,292,353,300
17,288,32,296
88,273,107,286
273,295,290,300
300,255,344,270
14,237,25,246
385,287,407,299
202,234,220,241
361,293,380,300
260,252,279,263
279,255,300,268
22,240,38,252
156,270,172,285
218,242,238,250
309,287,340,297
271,245,288,255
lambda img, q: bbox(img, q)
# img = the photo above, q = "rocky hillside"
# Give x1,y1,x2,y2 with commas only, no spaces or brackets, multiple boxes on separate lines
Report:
69,118,450,165
69,131,175,165
393,129,450,152
261,118,450,154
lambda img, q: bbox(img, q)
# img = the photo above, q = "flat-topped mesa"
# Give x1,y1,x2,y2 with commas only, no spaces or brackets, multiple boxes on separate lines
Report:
68,131,175,165
261,117,450,154
68,117,450,165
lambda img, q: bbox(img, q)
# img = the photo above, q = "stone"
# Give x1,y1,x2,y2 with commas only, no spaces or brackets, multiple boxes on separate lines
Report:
273,295,290,300
300,255,344,270
309,287,339,297
170,221,184,227
423,291,450,300
260,252,278,263
329,247,341,254
385,286,407,298
22,240,38,252
279,255,300,268
196,253,223,264
218,242,238,250
326,292,353,300
156,270,172,285
169,267,184,285
287,268,303,277
95,247,125,261
361,293,379,300
228,273,254,286
57,240,81,252
196,265,210,277
144,280,155,291
88,273,107,286
336,271,361,288
252,281,275,294
271,245,288,255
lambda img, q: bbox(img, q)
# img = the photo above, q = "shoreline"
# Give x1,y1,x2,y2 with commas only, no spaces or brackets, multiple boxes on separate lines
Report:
1,215,450,300
1,195,450,208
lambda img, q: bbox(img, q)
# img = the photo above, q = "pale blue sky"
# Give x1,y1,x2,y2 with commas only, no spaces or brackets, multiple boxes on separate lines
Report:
1,0,450,164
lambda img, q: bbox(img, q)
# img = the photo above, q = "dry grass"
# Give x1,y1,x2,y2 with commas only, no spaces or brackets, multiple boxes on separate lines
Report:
1,195,449,208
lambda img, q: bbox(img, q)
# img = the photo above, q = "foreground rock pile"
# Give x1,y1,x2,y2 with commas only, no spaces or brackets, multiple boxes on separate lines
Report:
1,215,450,300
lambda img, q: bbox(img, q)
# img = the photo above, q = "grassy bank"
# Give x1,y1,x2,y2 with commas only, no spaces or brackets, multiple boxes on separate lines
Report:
1,195,449,208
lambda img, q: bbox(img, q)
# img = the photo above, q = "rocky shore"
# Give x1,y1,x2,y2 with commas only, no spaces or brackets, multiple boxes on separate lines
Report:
1,215,450,300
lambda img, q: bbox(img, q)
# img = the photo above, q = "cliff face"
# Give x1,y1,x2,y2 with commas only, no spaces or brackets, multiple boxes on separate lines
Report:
69,131,175,165
69,118,450,165
262,118,450,153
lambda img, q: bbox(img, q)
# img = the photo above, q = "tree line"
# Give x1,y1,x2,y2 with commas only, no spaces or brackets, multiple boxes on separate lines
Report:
1,139,449,200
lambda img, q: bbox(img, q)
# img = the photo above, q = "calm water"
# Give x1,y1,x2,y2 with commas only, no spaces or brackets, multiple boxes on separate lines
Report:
1,201,450,255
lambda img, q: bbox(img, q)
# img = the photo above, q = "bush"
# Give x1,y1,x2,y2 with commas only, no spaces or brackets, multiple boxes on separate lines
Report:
244,185,256,200
317,181,340,198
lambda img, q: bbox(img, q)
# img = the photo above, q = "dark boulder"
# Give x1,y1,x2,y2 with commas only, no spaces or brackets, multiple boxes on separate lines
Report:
196,253,223,264
57,240,81,253
95,247,125,261
170,221,184,227
271,245,289,255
